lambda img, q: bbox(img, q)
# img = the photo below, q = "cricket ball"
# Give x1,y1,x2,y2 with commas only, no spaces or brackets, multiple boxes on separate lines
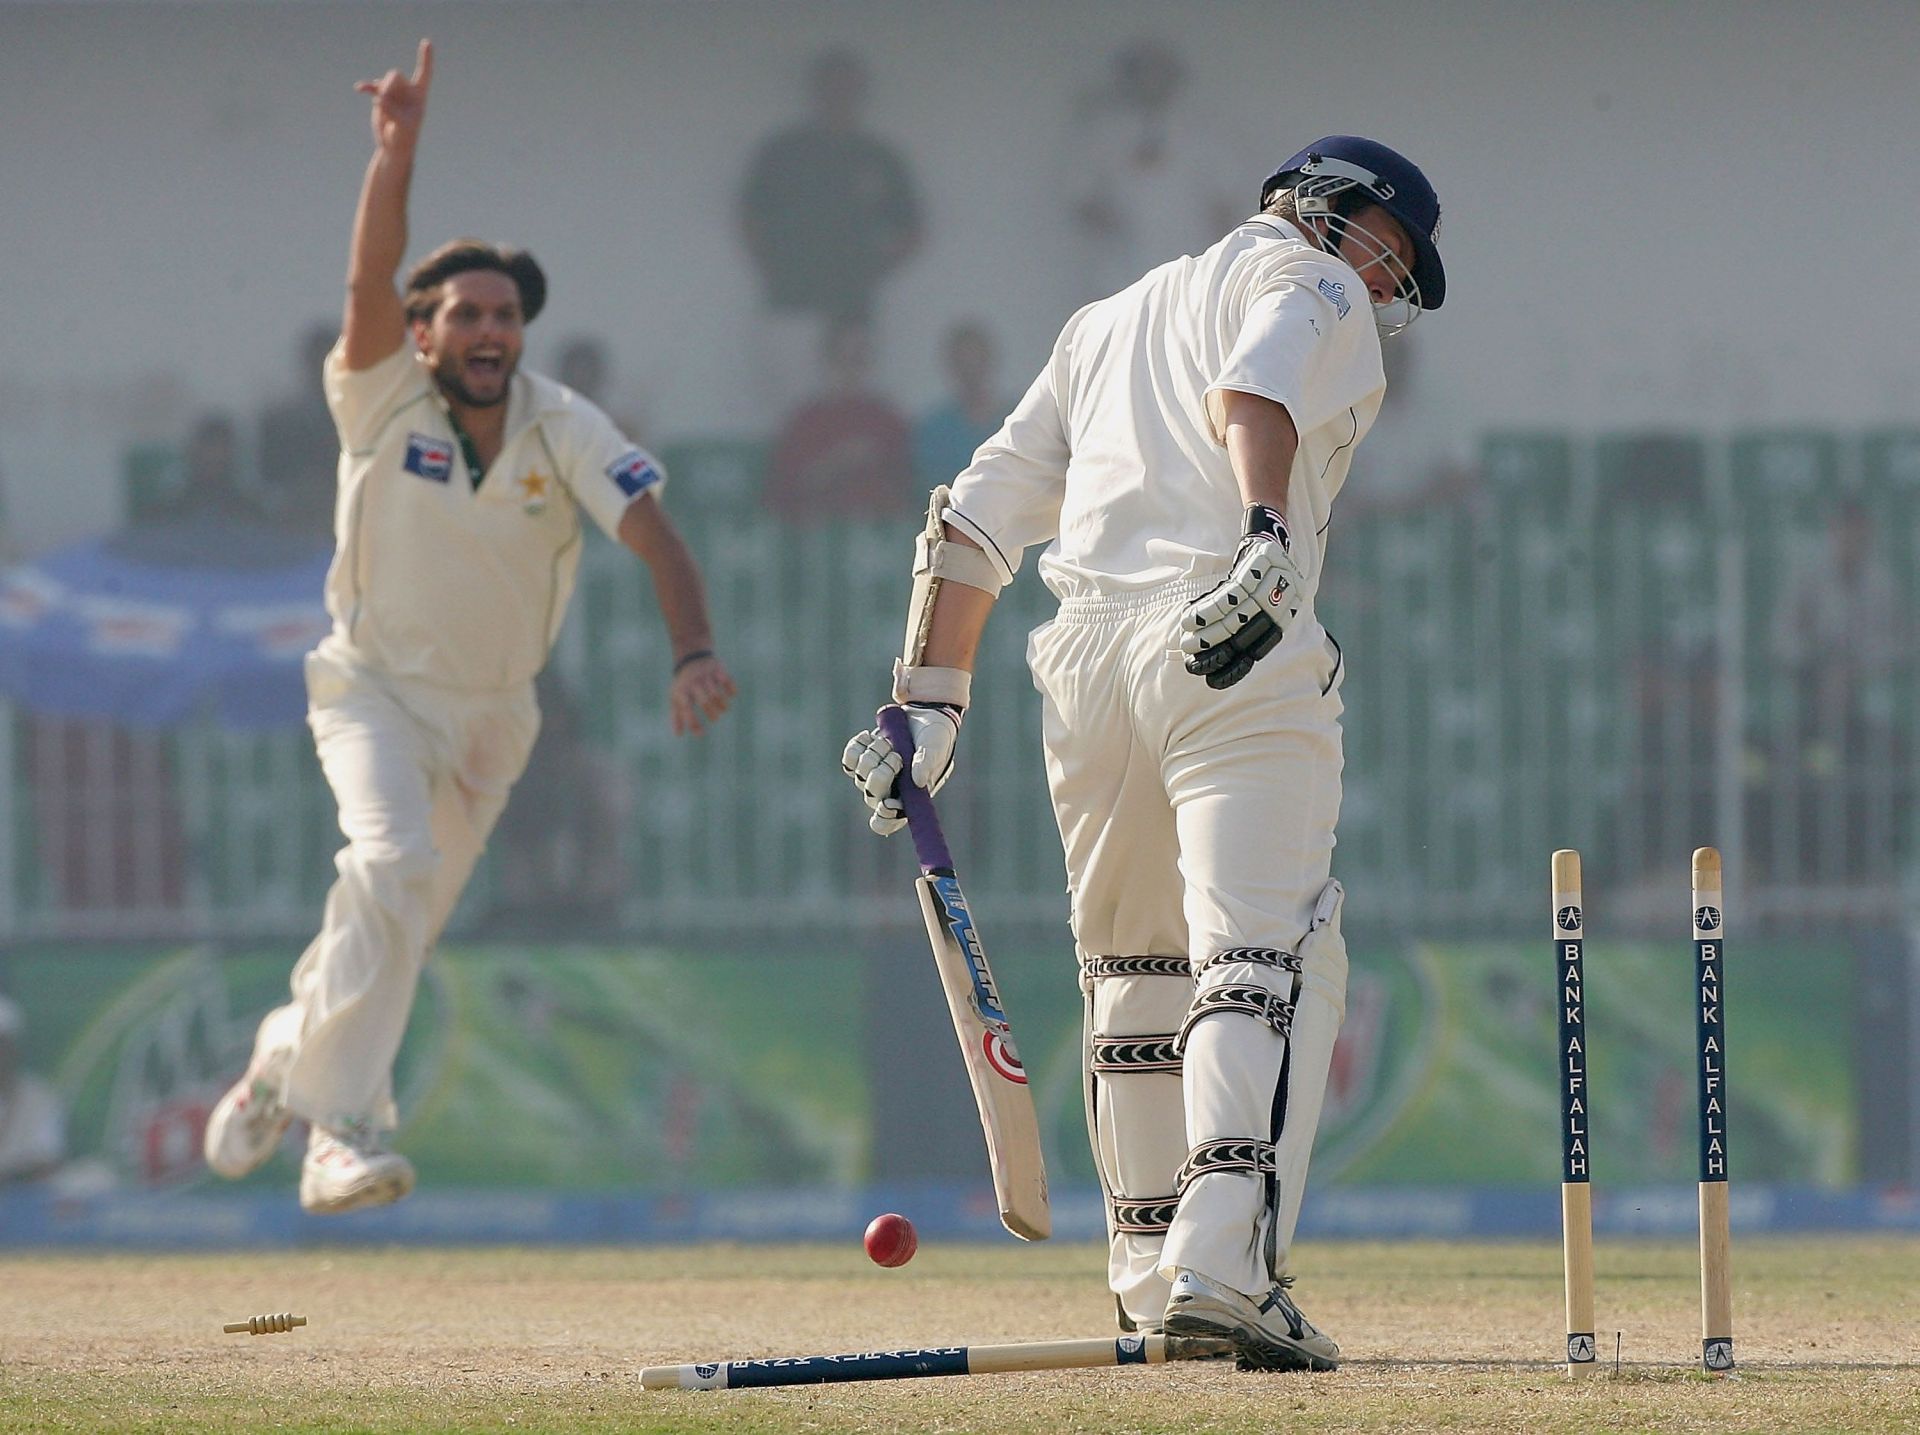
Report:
863,1212,918,1267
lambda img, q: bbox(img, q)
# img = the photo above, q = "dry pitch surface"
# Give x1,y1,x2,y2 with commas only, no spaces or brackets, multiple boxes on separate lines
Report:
3,1238,1915,1433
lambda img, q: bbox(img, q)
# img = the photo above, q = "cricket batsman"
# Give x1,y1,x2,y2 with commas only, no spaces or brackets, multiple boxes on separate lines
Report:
204,40,735,1213
845,136,1447,1369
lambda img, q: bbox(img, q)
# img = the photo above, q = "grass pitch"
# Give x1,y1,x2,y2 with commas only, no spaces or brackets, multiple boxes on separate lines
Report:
2,1238,1914,1433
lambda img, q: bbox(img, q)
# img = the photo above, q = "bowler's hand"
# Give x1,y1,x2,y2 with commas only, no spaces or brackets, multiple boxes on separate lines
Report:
356,38,433,153
669,653,736,736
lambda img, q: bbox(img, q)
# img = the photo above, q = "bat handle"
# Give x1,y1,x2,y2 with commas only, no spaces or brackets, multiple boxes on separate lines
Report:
876,705,955,875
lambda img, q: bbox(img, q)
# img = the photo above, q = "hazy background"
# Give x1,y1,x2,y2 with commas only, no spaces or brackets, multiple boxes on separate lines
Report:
1,0,1916,545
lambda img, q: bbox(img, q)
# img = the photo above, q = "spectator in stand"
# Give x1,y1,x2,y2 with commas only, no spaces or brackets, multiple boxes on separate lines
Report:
1770,497,1911,880
554,335,648,448
258,323,342,545
111,412,314,571
165,413,250,517
1065,38,1249,303
555,334,610,404
738,47,923,417
28,412,268,919
0,996,66,1184
765,317,911,525
488,666,628,933
914,321,1011,495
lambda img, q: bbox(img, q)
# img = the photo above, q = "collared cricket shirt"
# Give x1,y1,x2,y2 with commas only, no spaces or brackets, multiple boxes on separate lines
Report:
321,342,664,690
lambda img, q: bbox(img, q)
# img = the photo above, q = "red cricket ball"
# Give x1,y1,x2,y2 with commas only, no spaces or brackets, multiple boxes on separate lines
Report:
863,1212,918,1267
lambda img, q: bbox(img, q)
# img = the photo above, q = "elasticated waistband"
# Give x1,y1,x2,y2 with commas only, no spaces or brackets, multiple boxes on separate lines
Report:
1052,578,1222,626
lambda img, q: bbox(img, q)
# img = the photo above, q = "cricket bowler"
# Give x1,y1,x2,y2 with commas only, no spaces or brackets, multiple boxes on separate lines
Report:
205,40,735,1213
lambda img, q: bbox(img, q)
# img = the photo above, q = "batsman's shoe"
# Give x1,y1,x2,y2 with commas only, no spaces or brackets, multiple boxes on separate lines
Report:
1162,1269,1340,1372
299,1122,415,1215
203,1071,294,1180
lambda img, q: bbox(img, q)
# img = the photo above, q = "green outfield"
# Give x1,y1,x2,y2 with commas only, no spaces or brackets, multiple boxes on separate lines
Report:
2,1239,1914,1433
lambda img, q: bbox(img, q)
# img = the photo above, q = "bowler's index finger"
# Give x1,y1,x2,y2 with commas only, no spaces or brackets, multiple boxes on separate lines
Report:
414,38,434,89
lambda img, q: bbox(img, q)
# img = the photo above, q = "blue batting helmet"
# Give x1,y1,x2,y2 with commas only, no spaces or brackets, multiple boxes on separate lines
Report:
1260,136,1446,311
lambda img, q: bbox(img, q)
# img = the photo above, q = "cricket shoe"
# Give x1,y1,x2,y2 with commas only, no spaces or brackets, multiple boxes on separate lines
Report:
299,1122,415,1214
1162,1269,1340,1372
203,1070,294,1179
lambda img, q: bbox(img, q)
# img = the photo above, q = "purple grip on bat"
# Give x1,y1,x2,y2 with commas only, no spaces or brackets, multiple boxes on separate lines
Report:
876,705,955,874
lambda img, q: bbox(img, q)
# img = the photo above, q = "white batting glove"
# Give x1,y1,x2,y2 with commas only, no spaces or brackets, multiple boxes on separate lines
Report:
1179,505,1305,690
841,703,964,835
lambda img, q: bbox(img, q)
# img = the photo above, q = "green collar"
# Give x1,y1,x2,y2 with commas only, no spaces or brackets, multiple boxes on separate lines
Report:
443,409,487,491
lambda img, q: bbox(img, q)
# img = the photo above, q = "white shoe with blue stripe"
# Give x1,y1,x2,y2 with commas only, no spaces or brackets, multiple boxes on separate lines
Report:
1163,1268,1340,1372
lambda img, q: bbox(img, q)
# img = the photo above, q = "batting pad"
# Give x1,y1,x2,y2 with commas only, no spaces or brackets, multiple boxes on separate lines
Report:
1081,953,1192,1329
1162,881,1346,1296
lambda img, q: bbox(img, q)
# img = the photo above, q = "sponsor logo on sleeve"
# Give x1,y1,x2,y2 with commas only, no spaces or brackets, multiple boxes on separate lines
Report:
1317,277,1351,320
402,432,454,483
606,449,662,499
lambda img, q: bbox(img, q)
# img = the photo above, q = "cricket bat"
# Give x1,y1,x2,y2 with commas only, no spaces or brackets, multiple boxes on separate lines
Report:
876,706,1050,1241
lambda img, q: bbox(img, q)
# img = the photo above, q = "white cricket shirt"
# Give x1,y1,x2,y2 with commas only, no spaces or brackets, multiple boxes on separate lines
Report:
947,216,1386,612
321,341,663,690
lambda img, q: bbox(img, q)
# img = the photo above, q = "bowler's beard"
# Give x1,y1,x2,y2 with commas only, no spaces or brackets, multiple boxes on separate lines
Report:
432,350,517,409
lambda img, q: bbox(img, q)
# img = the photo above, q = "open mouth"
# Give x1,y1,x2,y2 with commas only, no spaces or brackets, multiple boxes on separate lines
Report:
466,351,507,382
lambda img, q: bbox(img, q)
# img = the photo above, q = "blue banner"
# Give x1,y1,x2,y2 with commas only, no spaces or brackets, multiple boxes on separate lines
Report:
0,536,330,729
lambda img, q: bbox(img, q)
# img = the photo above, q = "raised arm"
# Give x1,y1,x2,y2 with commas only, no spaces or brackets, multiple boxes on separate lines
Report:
342,39,433,371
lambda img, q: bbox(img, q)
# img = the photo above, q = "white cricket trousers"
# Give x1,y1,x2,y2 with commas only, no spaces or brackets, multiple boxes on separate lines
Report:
1028,578,1348,1326
251,644,540,1130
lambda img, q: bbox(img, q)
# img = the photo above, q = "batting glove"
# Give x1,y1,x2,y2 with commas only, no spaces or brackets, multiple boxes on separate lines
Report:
841,702,963,835
1179,505,1305,690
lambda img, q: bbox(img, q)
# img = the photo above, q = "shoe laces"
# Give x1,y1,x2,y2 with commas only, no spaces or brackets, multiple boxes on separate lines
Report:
1259,1279,1315,1335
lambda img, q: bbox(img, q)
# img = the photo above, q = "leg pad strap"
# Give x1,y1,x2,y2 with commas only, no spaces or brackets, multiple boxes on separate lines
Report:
1192,946,1302,980
1081,954,1195,981
1176,984,1295,1052
1110,1193,1180,1234
1175,1137,1279,1195
1090,1033,1184,1073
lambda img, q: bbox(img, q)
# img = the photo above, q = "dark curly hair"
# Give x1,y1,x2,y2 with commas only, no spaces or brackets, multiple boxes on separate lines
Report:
403,239,548,324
